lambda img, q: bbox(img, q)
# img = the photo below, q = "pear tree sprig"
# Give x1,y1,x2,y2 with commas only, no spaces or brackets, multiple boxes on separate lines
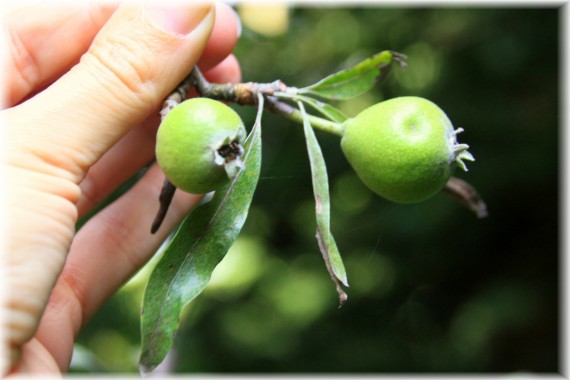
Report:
151,67,347,233
188,65,485,219
151,51,486,233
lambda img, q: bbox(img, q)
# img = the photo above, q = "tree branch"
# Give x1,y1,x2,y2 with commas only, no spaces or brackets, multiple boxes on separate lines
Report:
151,63,486,233
151,179,177,234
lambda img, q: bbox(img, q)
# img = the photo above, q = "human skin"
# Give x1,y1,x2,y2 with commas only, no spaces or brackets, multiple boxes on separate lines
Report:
2,0,241,374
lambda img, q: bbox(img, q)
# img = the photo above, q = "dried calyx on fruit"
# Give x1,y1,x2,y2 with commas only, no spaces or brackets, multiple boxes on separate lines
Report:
340,96,474,203
155,98,247,194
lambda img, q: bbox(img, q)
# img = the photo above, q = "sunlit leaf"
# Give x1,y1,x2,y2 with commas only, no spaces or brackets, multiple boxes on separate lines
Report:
298,101,348,306
139,96,264,373
299,50,405,100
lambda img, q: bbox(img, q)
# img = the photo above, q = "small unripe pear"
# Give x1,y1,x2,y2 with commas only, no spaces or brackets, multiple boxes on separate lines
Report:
156,98,246,194
340,96,474,203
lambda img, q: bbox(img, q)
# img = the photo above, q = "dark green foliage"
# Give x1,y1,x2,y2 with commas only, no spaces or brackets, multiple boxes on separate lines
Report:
74,7,559,374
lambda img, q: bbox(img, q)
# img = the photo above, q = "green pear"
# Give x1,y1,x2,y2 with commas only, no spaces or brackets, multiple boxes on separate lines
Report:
156,98,246,194
340,96,474,203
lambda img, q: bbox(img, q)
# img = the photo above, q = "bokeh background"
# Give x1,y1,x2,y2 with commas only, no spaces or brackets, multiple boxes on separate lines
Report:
72,5,560,374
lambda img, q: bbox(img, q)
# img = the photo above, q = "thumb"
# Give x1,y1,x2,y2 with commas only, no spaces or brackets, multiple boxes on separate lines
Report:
7,0,215,184
2,1,215,373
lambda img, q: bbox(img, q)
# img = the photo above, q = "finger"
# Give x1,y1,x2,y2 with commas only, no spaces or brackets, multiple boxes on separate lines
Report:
76,112,159,218
1,1,117,107
6,337,59,374
6,1,217,187
3,1,240,108
35,164,203,371
204,53,242,84
3,2,215,372
76,54,242,217
198,3,241,70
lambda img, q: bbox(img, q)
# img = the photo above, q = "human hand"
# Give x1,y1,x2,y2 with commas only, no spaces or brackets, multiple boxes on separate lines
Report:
2,0,241,374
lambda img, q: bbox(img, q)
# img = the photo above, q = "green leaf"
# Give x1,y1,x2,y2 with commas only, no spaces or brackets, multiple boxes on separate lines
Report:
298,101,349,306
139,95,264,373
299,50,405,100
293,94,349,123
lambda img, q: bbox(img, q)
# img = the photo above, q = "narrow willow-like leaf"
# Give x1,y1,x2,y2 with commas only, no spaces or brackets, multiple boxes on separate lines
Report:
299,50,398,100
298,102,348,306
139,96,264,373
293,94,348,123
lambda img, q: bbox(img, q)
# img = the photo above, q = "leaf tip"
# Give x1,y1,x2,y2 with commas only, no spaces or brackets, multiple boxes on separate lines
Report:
138,362,154,377
338,275,349,288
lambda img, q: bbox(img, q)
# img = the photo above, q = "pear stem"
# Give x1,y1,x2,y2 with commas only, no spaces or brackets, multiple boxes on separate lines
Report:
264,96,345,137
443,177,488,218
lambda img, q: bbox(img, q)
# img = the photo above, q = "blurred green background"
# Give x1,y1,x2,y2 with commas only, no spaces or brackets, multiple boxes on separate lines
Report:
72,6,559,374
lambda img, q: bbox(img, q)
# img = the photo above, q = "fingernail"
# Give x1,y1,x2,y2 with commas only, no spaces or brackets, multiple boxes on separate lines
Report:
146,1,213,37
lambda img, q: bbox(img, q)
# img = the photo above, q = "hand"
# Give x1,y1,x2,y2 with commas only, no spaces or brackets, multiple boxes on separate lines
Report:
2,0,241,374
